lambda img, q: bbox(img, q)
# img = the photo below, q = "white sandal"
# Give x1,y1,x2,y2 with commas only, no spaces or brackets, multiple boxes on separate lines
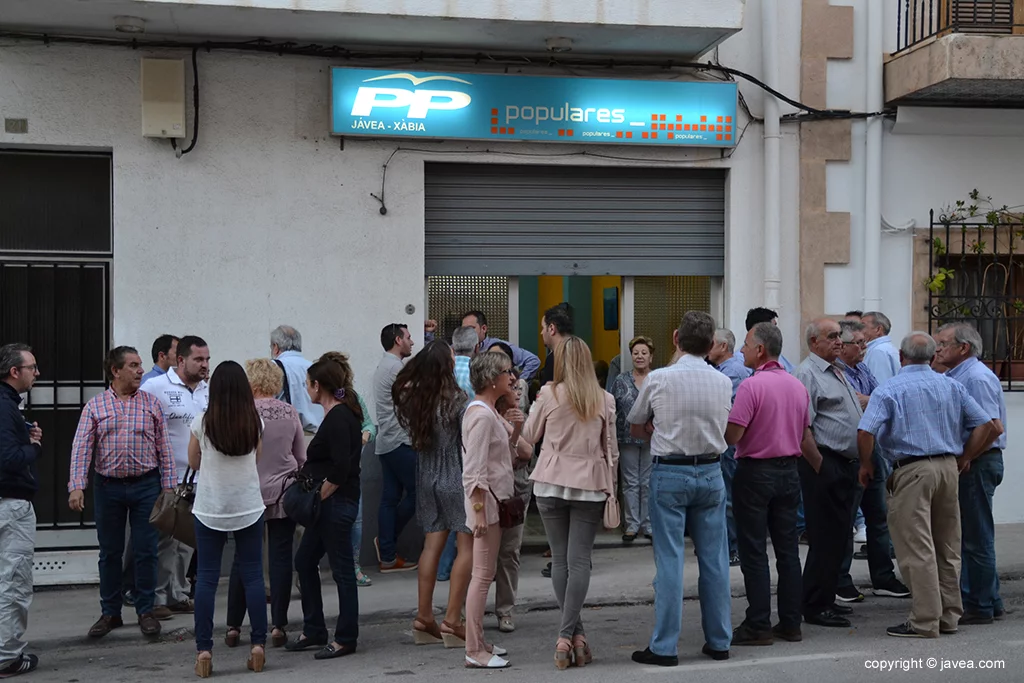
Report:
465,654,510,669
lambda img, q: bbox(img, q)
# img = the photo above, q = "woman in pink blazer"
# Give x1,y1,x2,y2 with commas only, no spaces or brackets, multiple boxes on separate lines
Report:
523,336,618,670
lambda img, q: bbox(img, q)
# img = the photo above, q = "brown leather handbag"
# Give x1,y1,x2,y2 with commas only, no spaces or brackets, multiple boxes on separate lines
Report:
149,468,197,547
490,489,526,529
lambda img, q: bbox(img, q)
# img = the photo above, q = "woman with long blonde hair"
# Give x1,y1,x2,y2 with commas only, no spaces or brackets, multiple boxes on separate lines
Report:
523,336,618,670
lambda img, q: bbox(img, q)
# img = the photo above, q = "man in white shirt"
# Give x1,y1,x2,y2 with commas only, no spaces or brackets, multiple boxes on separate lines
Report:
628,312,734,667
862,312,900,385
140,335,210,620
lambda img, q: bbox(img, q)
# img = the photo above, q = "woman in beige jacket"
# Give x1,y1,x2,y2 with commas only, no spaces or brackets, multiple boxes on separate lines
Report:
524,336,618,670
461,353,533,669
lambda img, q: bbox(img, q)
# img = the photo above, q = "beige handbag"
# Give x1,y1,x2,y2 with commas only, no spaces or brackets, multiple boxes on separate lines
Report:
600,407,621,530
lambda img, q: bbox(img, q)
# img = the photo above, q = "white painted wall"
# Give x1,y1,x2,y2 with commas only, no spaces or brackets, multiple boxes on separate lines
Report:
0,42,768,397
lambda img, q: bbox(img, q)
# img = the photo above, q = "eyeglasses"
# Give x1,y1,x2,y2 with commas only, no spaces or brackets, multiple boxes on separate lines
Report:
824,332,841,340
842,341,867,348
501,368,520,380
936,341,963,349
16,364,38,372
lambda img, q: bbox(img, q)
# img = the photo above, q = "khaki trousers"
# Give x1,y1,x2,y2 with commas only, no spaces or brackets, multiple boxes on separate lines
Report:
494,523,525,617
886,456,963,637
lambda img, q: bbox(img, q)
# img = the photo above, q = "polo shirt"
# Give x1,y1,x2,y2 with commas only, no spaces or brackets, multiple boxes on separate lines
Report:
729,361,810,459
945,357,1007,450
140,368,210,482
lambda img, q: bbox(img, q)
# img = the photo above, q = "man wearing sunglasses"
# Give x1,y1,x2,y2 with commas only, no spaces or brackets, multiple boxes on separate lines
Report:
793,319,865,629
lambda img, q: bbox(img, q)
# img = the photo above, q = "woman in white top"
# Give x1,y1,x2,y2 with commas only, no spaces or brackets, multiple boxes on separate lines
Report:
188,361,266,678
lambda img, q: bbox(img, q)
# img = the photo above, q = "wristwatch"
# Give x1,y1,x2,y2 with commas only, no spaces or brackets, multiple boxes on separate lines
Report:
473,502,484,512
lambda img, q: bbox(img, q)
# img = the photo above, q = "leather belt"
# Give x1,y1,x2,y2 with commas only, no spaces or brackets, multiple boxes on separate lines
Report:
653,454,721,466
892,453,953,470
737,456,799,466
96,468,158,484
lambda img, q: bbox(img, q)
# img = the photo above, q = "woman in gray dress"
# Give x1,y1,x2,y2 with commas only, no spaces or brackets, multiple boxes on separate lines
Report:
392,340,473,647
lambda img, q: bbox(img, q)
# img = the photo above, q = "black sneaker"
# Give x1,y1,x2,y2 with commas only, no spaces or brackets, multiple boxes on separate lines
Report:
772,624,803,642
632,647,677,667
887,622,928,638
541,562,551,578
805,610,851,628
731,623,773,646
872,579,910,598
0,653,38,678
122,589,136,607
995,606,1009,620
729,553,740,567
798,531,809,545
836,586,864,603
853,545,868,561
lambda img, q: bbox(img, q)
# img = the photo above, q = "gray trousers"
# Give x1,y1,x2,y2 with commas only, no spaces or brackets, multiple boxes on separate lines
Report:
494,523,525,618
0,499,35,667
536,497,604,639
619,443,653,534
156,532,193,607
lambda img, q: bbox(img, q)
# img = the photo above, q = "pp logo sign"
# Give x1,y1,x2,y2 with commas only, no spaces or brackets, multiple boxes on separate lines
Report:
350,73,472,120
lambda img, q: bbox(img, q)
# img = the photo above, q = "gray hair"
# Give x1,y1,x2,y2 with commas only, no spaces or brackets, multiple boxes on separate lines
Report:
937,322,984,359
451,326,479,356
470,352,510,393
804,319,827,347
714,328,736,353
677,311,716,356
863,311,892,335
750,322,783,359
0,343,31,381
900,332,936,363
838,319,865,343
271,325,302,353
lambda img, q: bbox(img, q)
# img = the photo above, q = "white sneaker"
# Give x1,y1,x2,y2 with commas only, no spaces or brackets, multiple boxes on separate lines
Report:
853,526,867,544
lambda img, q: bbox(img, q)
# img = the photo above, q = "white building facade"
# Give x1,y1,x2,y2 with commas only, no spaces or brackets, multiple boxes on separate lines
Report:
2,0,1022,576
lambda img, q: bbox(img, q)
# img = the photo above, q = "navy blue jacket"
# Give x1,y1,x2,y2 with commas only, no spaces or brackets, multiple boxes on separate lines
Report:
0,382,39,501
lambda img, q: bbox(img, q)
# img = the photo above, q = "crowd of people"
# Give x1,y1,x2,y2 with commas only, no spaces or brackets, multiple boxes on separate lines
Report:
0,299,1008,677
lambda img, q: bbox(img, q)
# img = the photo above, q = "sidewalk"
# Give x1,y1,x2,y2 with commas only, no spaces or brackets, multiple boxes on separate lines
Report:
28,524,1024,650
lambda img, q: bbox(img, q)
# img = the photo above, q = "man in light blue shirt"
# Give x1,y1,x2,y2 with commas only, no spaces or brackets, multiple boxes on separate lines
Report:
934,322,1008,625
736,308,794,372
862,311,900,386
270,325,323,434
451,326,477,399
708,328,751,566
461,311,541,380
141,334,178,384
857,332,995,640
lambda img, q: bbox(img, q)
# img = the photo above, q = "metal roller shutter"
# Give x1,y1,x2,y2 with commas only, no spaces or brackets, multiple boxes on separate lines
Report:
424,163,725,277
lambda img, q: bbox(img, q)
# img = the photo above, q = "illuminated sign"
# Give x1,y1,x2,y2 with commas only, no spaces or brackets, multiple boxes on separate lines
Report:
330,68,737,147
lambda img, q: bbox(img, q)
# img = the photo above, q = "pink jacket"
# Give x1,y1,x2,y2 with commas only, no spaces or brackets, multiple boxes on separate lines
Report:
525,385,618,494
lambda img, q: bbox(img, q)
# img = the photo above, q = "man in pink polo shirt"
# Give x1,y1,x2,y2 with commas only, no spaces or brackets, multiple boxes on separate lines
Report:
725,322,823,647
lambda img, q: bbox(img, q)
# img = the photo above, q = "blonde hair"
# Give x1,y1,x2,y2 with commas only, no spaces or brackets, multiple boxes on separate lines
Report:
245,358,284,397
553,336,604,422
629,335,655,355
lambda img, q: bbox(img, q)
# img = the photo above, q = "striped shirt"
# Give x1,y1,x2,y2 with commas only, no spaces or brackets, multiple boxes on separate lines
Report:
794,353,863,459
627,353,732,457
454,355,474,398
69,388,177,491
858,364,990,459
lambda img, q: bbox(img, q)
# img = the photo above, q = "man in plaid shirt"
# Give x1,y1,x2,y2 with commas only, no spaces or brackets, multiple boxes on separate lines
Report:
68,346,176,640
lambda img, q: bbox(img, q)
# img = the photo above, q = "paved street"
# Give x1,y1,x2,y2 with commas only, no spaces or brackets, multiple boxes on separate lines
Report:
23,524,1024,682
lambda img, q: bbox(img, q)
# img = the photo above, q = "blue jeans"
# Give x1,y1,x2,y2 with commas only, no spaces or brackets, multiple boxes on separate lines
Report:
93,470,161,617
720,446,738,556
960,449,1004,617
352,493,363,568
437,532,458,579
295,494,359,645
194,515,267,652
648,462,731,656
227,518,295,629
838,451,896,589
377,445,418,564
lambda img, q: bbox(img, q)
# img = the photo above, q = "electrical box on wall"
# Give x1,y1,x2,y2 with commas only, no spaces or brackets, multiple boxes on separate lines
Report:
141,58,185,139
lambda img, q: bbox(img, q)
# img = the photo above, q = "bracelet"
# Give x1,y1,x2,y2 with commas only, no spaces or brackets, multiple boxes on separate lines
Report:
473,502,484,512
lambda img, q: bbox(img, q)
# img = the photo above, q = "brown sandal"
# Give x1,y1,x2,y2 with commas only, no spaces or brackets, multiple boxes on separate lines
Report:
554,639,572,670
271,628,287,648
225,627,241,648
440,620,466,649
247,645,265,673
195,652,212,678
572,636,592,666
412,619,443,645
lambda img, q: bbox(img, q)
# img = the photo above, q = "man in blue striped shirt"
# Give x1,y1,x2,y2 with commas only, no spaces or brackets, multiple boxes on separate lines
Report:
934,323,1008,625
857,332,997,639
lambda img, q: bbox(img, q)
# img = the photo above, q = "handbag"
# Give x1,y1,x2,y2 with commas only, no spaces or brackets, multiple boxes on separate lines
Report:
281,470,324,527
149,468,198,547
600,409,621,530
490,489,526,529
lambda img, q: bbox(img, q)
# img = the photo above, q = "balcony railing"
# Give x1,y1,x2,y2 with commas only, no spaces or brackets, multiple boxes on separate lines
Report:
896,0,1016,54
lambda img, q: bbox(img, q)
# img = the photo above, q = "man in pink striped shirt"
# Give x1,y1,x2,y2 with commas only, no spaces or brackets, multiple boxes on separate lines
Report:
68,346,176,640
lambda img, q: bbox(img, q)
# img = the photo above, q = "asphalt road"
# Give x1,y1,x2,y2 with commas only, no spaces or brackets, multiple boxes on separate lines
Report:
34,579,1024,682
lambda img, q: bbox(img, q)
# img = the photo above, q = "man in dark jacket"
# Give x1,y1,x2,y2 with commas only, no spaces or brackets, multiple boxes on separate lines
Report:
0,343,42,678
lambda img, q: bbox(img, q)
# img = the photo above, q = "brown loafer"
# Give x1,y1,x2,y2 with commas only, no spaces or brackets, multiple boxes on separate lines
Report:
88,614,123,638
168,599,194,614
151,606,174,621
138,613,161,637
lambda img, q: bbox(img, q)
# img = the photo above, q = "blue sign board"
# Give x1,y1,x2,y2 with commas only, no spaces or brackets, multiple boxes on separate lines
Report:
330,68,737,147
